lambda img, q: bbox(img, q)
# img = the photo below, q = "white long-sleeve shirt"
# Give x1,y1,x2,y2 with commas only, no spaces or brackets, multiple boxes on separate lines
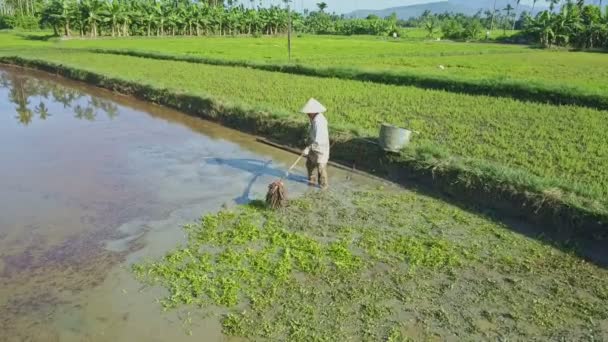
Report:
309,113,330,164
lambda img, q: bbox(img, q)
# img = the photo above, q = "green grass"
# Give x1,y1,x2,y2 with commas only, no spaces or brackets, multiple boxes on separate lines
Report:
3,31,607,108
2,48,606,204
46,33,608,96
133,189,608,340
0,30,56,49
3,31,606,97
58,34,528,63
370,50,608,94
398,27,430,40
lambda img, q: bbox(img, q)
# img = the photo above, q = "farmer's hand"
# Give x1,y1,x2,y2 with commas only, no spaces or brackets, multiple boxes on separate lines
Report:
303,146,311,156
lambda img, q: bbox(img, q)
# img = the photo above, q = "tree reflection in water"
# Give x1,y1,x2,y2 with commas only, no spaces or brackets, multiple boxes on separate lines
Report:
0,71,118,126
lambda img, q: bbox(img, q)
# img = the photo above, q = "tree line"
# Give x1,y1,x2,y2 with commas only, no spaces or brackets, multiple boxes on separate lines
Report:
0,0,400,37
403,0,607,48
0,0,606,49
523,0,607,48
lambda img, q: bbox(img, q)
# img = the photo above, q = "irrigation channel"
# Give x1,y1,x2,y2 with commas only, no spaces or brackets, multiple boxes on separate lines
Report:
0,65,386,340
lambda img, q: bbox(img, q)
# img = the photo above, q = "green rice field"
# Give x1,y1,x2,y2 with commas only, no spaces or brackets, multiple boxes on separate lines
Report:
0,30,608,98
3,32,607,95
60,34,526,62
2,47,606,204
54,34,608,95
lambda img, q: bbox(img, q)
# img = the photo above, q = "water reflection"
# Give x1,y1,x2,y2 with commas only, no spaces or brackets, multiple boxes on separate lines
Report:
0,71,118,125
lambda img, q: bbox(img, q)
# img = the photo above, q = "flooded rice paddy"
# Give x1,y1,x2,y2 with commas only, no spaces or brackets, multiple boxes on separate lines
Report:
0,66,377,341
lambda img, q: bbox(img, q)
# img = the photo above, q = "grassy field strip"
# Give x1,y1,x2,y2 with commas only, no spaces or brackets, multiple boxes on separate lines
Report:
3,33,606,109
58,35,530,62
77,44,537,60
1,52,606,236
53,34,608,104
72,47,608,111
335,51,608,93
5,32,607,94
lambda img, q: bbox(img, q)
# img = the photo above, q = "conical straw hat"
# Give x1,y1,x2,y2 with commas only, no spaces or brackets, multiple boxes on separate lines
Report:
300,98,327,114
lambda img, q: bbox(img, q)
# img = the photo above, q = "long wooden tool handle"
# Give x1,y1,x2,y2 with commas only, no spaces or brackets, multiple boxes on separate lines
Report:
284,153,305,179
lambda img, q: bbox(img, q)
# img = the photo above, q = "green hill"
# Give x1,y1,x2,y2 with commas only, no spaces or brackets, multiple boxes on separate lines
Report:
347,0,543,19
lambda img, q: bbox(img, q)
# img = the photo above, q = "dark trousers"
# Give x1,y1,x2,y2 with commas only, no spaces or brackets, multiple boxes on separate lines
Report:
306,155,328,189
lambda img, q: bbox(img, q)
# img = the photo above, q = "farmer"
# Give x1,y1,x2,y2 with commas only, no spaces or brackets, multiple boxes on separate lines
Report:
301,98,330,189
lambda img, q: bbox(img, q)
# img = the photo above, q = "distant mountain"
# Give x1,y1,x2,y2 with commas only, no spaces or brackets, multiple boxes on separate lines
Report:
450,0,545,15
348,2,472,19
347,0,546,19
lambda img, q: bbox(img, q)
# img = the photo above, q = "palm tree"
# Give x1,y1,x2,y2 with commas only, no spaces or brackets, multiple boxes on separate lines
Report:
243,7,255,34
513,0,521,30
467,20,484,40
316,2,327,13
187,2,200,35
81,0,103,37
175,3,191,35
40,0,74,36
153,0,165,35
503,3,515,33
120,0,134,36
529,10,555,46
212,5,224,35
196,3,211,35
103,0,124,37
551,3,579,46
225,6,243,35
142,1,157,36
490,0,498,30
39,0,60,35
424,18,438,38
166,8,180,35
57,0,75,36
155,0,171,36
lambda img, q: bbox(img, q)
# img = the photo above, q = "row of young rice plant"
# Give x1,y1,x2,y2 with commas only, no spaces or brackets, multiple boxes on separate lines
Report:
325,50,608,95
58,34,530,63
2,32,606,108
54,34,608,96
0,31,55,50
3,48,607,202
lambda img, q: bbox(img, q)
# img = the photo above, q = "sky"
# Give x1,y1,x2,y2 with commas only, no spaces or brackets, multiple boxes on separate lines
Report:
298,0,428,13
242,0,433,13
250,0,539,14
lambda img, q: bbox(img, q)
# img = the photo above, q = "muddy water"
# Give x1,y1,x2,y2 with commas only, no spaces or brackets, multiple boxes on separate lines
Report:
0,66,380,341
